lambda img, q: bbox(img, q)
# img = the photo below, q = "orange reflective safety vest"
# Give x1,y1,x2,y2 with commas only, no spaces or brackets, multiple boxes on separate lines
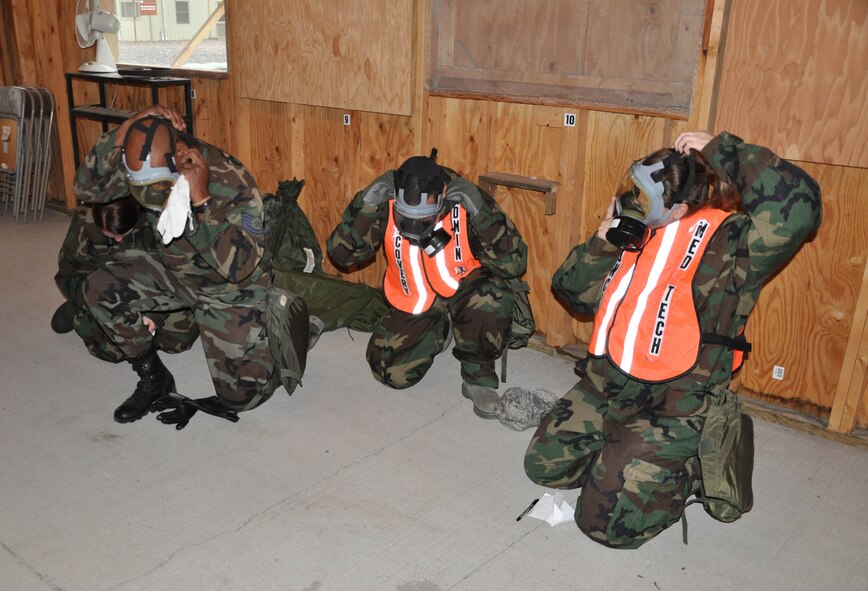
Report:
383,202,482,314
588,209,732,382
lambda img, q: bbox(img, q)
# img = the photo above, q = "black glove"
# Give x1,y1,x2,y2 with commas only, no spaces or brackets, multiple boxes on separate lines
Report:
152,393,239,430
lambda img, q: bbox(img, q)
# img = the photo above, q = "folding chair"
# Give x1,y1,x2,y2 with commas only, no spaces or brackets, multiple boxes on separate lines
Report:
0,86,27,221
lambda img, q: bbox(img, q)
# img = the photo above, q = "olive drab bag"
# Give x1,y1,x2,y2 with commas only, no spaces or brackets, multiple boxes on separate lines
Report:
271,267,387,332
263,178,323,273
696,388,755,522
265,285,309,396
506,279,535,350
499,278,536,382
264,177,388,333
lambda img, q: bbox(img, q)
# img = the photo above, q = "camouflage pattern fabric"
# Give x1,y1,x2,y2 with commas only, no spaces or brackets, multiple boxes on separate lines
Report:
328,171,527,389
72,305,198,363
495,386,559,431
55,206,199,362
525,131,822,548
74,129,276,411
366,271,514,388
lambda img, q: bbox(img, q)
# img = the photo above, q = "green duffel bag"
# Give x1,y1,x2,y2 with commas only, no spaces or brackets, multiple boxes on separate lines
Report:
696,388,755,522
272,267,388,333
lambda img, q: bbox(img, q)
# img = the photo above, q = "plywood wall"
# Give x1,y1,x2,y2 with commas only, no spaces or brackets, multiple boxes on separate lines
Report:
7,0,867,435
715,0,868,168
711,0,868,429
233,0,414,116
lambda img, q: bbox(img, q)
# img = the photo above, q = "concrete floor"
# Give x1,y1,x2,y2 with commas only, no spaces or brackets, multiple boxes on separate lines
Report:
2,208,867,591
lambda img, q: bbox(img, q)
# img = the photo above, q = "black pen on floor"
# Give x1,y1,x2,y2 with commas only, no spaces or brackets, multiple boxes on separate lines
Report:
516,498,539,521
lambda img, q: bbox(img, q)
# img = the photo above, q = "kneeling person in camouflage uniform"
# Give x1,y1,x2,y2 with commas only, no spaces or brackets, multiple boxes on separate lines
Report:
327,151,528,418
524,131,821,548
73,105,278,427
52,195,199,362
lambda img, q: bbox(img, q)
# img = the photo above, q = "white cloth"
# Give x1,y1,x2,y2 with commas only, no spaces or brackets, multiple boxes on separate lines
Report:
156,175,194,244
525,491,575,526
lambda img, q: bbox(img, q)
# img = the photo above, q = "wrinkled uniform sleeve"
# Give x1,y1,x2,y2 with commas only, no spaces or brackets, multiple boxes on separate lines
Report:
551,234,622,315
55,208,99,305
458,178,528,280
73,128,130,204
702,131,822,293
326,178,390,269
185,150,266,283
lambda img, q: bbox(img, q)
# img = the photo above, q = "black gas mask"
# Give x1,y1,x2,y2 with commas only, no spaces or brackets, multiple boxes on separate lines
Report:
393,149,451,257
606,152,696,251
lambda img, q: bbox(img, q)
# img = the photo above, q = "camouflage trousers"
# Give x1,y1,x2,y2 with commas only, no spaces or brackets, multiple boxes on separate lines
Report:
72,300,199,363
83,251,278,410
524,362,706,549
367,273,513,389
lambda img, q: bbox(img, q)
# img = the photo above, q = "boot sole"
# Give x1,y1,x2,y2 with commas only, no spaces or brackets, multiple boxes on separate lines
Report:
471,406,498,420
462,389,498,420
113,380,176,424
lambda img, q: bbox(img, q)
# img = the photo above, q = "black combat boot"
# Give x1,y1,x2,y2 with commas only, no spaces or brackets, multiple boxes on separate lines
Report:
114,345,176,423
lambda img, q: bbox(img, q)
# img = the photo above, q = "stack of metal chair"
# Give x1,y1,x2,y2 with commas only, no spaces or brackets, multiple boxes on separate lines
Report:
0,86,56,223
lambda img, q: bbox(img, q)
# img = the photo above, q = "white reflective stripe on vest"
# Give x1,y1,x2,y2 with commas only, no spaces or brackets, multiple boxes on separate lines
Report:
591,263,636,356
433,221,460,290
407,243,430,314
619,219,681,373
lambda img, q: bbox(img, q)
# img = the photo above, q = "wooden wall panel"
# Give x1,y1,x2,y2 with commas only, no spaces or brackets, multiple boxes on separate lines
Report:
490,103,564,339
829,260,868,432
423,96,493,180
858,350,868,429
234,0,414,116
716,0,868,168
299,104,362,278
739,162,868,416
244,98,293,197
189,78,232,153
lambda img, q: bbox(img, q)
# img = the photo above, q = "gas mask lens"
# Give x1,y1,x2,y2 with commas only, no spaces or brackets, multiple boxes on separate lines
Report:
394,186,449,256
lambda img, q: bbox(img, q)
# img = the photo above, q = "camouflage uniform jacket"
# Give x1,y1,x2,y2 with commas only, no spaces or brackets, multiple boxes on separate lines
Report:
552,132,822,420
55,206,156,308
327,171,527,284
73,129,269,295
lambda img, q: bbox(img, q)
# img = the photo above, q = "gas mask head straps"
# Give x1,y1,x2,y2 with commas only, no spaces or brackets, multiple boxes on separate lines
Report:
122,116,180,186
393,148,450,220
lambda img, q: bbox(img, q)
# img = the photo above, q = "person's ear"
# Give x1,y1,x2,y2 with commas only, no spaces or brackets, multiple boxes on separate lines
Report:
671,203,689,220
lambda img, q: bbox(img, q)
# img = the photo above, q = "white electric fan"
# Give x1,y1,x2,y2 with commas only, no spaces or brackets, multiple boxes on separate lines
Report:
75,0,121,73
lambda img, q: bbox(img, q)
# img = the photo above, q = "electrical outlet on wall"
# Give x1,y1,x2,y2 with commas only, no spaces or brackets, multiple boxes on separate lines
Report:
772,365,785,380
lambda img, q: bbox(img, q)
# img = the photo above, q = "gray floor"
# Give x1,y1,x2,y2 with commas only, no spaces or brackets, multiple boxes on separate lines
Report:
2,208,867,591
